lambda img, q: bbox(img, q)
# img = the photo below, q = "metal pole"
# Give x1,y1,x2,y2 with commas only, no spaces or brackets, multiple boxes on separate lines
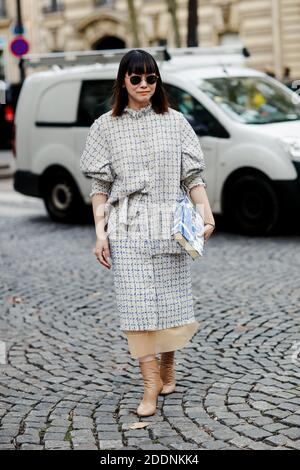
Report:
16,0,26,84
187,0,198,47
16,0,22,32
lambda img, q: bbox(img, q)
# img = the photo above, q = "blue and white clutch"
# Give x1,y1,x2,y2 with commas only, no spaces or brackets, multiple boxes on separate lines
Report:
171,189,205,260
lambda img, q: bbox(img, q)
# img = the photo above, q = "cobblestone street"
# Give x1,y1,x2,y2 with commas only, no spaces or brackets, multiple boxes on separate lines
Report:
0,178,300,451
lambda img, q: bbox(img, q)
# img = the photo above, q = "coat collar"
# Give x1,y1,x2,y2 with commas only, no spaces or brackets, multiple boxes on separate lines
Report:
123,102,153,118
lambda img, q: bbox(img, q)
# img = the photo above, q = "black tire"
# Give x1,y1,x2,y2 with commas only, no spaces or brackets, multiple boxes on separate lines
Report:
224,174,280,235
43,169,88,223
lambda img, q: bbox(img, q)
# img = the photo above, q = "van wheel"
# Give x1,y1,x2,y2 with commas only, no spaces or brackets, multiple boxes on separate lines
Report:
43,170,87,223
224,174,279,235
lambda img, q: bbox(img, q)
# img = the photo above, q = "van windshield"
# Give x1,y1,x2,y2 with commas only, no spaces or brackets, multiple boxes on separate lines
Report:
197,76,300,124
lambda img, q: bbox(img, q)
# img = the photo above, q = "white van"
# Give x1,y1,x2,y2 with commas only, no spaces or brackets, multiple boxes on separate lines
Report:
13,46,300,234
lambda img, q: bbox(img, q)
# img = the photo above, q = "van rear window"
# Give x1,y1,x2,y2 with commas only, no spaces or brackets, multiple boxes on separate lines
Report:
77,80,114,127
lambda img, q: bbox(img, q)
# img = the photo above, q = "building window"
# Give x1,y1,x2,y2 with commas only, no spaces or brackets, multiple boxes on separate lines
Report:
42,0,65,14
94,0,114,7
0,0,7,18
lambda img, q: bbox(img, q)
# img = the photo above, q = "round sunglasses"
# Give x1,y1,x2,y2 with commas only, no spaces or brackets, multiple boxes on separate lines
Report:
127,74,158,86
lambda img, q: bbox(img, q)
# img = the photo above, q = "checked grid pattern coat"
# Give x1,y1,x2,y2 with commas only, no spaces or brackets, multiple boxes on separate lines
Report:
80,103,207,331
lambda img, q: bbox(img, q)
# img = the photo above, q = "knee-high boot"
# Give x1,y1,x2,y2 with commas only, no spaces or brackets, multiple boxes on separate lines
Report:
159,351,176,395
136,358,164,417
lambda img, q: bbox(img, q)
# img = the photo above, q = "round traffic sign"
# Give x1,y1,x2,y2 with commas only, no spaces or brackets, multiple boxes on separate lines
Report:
10,36,29,57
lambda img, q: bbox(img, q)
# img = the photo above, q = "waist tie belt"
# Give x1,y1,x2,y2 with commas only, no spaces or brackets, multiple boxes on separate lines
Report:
104,181,185,255
104,180,148,230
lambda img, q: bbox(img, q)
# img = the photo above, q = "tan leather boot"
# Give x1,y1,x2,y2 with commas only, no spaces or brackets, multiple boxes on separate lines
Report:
159,351,176,395
136,359,164,417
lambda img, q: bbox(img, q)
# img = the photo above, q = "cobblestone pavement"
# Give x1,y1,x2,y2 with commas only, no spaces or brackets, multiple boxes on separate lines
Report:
0,179,300,451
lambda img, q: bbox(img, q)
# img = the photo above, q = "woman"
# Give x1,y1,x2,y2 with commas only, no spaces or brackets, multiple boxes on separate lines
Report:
80,49,215,417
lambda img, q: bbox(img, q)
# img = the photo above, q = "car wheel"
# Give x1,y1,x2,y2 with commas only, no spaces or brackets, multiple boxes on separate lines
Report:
224,174,280,235
43,169,87,223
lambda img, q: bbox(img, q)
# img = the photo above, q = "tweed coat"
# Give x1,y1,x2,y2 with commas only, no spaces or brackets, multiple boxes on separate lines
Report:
80,103,207,330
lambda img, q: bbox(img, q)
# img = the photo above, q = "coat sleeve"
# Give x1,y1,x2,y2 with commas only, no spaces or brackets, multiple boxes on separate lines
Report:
179,113,207,191
80,119,115,198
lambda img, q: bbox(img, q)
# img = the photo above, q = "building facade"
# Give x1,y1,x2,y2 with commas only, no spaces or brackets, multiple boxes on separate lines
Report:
0,0,299,84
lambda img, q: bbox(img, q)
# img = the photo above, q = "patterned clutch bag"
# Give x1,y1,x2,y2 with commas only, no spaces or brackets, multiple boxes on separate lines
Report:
171,188,205,260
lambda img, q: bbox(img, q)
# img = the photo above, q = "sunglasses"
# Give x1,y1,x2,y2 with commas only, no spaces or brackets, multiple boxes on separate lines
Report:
128,74,158,85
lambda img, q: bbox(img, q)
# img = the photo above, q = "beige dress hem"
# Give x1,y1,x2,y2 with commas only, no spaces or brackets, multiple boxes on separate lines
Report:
122,320,200,359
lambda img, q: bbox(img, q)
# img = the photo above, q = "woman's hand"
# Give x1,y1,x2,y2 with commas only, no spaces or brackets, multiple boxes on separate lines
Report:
188,185,215,244
203,223,215,242
93,236,112,269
